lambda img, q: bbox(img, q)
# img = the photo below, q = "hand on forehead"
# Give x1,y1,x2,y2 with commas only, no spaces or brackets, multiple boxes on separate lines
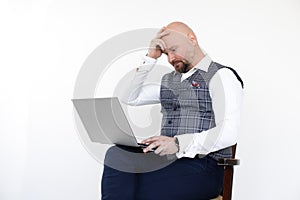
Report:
157,28,190,54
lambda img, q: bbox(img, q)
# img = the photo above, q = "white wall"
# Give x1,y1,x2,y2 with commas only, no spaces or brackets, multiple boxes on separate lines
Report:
1,0,300,199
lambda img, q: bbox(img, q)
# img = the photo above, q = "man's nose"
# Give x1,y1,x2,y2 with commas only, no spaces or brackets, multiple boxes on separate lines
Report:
168,53,175,64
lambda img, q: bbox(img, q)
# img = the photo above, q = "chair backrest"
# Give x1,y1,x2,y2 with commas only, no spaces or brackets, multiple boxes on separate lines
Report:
218,144,239,200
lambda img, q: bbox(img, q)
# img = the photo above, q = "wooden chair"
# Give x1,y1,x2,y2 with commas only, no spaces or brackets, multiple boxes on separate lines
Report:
212,144,240,200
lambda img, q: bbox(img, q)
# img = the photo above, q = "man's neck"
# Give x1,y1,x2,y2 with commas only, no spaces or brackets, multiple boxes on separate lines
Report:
190,48,205,68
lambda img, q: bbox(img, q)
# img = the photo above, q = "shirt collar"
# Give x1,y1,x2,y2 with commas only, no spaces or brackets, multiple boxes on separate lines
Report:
193,54,212,72
180,54,212,81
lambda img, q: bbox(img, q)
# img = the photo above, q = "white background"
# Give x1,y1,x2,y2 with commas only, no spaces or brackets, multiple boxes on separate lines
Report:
1,0,300,199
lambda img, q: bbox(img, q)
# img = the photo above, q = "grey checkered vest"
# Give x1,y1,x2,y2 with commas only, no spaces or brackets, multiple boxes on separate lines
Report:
160,62,243,160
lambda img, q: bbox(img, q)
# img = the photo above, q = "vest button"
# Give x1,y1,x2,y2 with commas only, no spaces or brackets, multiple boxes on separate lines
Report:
168,120,172,124
173,108,177,111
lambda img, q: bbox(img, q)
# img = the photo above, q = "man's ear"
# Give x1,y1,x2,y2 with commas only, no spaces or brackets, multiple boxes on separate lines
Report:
187,32,197,46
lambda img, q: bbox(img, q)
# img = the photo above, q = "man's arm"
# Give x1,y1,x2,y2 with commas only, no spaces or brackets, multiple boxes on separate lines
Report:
119,55,160,106
175,68,244,158
120,27,169,106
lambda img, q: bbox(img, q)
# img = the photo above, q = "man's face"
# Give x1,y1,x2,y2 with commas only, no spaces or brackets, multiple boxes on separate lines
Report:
162,30,195,73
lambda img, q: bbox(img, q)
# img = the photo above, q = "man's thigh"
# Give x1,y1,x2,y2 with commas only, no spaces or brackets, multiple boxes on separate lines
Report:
103,145,175,173
136,156,224,200
101,146,176,199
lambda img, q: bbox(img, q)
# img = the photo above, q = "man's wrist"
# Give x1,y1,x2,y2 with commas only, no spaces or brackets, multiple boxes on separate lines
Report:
146,51,159,59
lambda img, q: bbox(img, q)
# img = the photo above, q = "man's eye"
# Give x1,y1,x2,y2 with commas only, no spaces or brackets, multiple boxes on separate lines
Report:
171,48,176,52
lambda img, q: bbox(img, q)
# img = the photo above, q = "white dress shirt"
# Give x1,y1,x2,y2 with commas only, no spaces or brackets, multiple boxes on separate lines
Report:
120,55,243,158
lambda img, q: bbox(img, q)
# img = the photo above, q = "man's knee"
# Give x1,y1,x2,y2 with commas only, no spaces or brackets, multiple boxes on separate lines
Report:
104,146,141,173
101,165,137,200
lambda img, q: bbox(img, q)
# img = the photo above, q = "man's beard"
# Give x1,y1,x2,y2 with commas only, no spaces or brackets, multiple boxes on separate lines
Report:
173,60,191,73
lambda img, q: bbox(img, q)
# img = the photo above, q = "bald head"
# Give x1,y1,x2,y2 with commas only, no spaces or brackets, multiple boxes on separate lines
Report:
157,22,204,72
165,22,197,42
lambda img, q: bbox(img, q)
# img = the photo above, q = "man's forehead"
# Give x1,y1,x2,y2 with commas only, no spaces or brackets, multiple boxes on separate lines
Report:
161,31,187,46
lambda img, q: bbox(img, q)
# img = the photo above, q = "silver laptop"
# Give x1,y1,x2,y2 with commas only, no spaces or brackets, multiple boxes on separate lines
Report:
72,97,148,148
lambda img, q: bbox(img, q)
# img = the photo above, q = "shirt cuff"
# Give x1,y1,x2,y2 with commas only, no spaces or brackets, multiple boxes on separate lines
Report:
174,134,195,158
137,55,157,71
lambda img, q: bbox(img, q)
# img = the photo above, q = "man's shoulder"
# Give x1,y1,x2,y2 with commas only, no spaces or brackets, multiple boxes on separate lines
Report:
210,62,244,89
210,61,228,69
162,71,176,79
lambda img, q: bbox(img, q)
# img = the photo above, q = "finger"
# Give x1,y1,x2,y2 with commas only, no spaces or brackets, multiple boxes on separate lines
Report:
158,39,167,51
153,39,166,51
154,145,164,155
142,136,160,144
159,150,167,156
157,30,170,39
140,139,148,144
143,141,159,153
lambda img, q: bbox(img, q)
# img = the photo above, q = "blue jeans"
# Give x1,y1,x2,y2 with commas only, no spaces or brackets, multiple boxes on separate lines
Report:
101,145,224,200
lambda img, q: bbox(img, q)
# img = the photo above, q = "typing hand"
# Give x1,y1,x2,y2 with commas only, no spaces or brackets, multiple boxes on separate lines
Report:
141,136,178,156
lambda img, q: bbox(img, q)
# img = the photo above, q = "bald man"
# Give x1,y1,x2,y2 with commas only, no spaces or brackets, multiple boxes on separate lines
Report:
101,22,244,200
